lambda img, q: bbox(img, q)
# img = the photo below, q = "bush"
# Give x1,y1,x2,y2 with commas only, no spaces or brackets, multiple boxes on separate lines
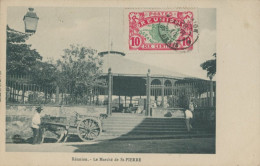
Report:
164,112,172,117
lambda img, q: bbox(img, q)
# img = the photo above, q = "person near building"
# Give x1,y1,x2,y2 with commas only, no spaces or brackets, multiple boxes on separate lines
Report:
185,108,193,132
189,100,196,125
189,101,194,112
31,106,43,144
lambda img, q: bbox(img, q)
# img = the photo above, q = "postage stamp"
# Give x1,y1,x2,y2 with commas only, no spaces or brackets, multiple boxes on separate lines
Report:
128,11,198,51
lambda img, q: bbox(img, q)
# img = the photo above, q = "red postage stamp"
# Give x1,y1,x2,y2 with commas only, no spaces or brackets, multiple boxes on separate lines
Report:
129,11,196,51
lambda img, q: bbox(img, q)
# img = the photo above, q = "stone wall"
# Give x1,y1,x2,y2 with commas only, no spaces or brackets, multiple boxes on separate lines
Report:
152,107,216,121
152,108,185,118
6,105,107,143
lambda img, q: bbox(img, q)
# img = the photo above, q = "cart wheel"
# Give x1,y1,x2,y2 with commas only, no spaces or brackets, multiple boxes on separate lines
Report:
77,118,102,141
41,125,67,143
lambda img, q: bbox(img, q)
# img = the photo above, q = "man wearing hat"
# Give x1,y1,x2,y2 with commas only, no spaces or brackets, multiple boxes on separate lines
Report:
31,106,43,144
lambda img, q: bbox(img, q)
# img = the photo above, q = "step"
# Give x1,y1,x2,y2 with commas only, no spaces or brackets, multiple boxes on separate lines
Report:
103,124,186,127
101,131,214,136
103,127,212,133
103,126,187,130
103,119,184,123
96,133,215,141
103,120,185,125
102,129,214,135
103,129,214,134
104,119,185,122
105,116,184,119
103,125,186,129
102,130,189,135
105,117,184,121
103,123,185,127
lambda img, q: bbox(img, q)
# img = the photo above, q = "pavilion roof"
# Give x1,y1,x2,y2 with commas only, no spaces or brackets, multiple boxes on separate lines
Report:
100,53,194,79
99,52,207,96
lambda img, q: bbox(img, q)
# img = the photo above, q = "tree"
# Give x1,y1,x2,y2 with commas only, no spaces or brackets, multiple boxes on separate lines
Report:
200,53,216,79
31,60,57,87
57,44,104,103
201,53,216,108
30,60,58,101
6,25,42,75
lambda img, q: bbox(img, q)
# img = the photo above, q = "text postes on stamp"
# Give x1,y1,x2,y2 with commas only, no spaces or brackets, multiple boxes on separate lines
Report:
128,11,197,51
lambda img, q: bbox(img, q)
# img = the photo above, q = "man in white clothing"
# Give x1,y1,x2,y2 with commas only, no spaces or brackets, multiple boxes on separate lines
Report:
185,108,193,132
31,106,43,144
189,102,194,112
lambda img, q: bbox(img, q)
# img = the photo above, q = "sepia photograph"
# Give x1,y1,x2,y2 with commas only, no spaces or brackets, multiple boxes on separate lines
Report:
6,7,217,154
5,7,217,154
0,0,260,165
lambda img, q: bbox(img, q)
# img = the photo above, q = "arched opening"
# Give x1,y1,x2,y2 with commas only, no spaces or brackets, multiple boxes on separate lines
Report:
164,80,172,87
151,79,161,85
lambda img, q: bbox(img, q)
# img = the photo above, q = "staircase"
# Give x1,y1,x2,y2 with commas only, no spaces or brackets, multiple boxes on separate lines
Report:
98,113,215,141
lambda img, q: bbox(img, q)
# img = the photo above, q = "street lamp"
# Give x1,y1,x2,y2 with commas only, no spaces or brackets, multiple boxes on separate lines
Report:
23,8,39,33
7,7,39,41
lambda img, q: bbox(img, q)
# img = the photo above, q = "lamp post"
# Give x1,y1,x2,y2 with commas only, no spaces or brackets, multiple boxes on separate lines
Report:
23,8,39,34
7,8,39,42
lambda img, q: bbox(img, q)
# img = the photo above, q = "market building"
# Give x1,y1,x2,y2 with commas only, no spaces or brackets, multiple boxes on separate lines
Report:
97,51,216,117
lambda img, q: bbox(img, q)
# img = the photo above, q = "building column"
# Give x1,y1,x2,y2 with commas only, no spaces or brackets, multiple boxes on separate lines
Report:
125,96,127,112
55,86,59,105
171,79,177,108
119,95,121,107
146,69,151,116
107,68,112,116
209,76,214,107
161,78,165,107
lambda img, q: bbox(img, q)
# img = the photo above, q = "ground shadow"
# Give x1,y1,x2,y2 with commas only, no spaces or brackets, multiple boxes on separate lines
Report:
68,117,215,153
9,117,215,153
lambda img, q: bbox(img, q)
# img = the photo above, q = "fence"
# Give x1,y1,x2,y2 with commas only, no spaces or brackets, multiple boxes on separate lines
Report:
6,75,108,105
150,80,216,109
6,74,216,108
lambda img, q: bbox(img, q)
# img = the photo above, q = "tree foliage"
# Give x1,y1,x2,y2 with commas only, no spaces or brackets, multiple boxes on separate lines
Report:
31,60,58,88
57,44,104,97
200,53,216,79
6,26,42,75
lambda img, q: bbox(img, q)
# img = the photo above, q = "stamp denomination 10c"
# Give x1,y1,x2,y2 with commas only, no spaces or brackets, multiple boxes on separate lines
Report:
128,11,197,51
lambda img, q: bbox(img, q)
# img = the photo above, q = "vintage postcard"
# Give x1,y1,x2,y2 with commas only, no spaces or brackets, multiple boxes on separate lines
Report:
0,0,259,166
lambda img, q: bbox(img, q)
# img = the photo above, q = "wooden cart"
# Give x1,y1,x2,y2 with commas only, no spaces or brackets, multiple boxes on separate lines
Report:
40,112,105,143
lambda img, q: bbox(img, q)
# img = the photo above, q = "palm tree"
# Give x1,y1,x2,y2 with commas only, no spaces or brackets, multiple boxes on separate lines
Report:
200,53,216,79
200,53,216,107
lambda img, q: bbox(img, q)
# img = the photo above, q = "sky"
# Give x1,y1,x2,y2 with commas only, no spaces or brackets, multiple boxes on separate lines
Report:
7,7,216,80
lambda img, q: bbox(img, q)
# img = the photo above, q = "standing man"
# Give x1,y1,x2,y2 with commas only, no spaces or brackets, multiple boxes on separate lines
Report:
31,106,43,144
189,101,194,112
185,108,193,132
189,100,196,126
